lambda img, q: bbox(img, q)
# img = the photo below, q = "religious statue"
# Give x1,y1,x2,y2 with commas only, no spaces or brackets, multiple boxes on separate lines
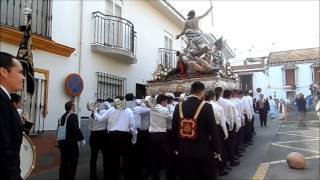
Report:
176,6,213,56
175,6,225,75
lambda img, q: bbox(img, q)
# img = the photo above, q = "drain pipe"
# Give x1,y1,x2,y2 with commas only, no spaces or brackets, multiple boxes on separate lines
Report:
76,0,83,114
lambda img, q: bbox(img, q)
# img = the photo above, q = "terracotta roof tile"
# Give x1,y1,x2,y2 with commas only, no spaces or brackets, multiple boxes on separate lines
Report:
268,47,320,64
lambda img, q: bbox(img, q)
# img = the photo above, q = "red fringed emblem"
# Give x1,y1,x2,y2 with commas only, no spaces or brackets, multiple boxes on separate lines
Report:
179,118,197,140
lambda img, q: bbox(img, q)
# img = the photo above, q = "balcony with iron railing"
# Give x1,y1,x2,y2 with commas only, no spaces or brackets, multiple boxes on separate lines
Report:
91,11,137,64
159,48,177,69
0,0,52,39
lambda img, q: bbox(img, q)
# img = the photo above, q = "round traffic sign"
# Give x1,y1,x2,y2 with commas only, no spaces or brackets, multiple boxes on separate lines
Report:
65,73,84,97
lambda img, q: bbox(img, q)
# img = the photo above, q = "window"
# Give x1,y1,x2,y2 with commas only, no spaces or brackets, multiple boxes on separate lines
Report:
106,0,114,15
163,31,174,67
104,0,123,47
164,33,173,50
105,0,122,16
18,68,49,135
96,72,127,102
314,66,320,83
0,0,53,39
282,65,298,86
285,69,295,86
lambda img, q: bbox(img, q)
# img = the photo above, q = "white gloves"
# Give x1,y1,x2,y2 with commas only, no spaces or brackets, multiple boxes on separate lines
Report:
132,134,137,145
224,134,229,140
214,153,222,162
229,125,233,131
235,126,240,132
80,139,86,146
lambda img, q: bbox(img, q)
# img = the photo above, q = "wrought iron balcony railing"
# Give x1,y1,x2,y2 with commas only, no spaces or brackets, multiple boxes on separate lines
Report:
0,0,53,39
92,11,136,54
159,48,177,69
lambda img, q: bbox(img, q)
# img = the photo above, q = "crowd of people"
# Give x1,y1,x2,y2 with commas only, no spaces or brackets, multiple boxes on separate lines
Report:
57,81,258,180
1,51,317,180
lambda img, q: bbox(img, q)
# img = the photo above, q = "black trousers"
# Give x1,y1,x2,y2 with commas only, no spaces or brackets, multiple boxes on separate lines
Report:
89,130,108,180
225,124,236,162
59,143,79,180
234,129,241,156
107,131,132,180
149,132,169,180
244,114,252,143
135,129,150,180
167,129,180,180
217,126,227,172
251,116,255,133
259,112,268,127
180,158,215,180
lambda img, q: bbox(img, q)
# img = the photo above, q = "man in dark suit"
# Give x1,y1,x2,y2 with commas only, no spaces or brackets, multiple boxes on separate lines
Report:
171,81,221,180
58,101,85,180
0,52,24,180
256,94,270,127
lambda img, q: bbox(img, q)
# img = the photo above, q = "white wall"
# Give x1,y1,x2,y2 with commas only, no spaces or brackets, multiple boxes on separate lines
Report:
252,71,268,98
76,0,183,119
265,63,313,100
0,0,183,130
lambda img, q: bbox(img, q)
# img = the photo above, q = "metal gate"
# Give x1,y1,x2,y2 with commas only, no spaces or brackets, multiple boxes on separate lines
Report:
20,78,47,135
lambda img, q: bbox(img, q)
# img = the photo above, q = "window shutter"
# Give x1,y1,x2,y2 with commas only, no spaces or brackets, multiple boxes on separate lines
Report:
285,69,295,86
315,67,320,83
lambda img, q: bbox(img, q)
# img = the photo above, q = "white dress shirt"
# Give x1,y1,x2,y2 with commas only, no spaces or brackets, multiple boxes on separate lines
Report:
94,107,137,134
0,85,11,99
218,97,234,131
233,98,245,126
149,104,172,133
133,105,150,130
90,110,107,131
166,103,175,130
229,99,241,132
247,95,254,115
209,100,228,138
242,96,253,120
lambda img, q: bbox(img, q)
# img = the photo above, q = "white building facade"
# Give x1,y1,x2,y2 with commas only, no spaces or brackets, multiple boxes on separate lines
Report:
265,47,320,101
0,0,186,131
231,48,320,100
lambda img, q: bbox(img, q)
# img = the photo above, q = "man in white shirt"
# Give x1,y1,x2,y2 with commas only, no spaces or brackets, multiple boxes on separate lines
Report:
242,90,254,145
165,93,180,180
231,90,246,158
133,99,150,180
205,90,229,176
149,94,172,180
222,89,240,167
89,102,111,180
94,97,137,180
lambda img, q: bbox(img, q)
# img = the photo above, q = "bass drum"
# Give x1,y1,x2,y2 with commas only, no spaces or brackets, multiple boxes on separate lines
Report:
20,133,36,179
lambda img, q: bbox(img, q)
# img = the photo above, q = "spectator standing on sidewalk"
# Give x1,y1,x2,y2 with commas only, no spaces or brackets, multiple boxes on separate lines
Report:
297,93,307,127
256,94,270,127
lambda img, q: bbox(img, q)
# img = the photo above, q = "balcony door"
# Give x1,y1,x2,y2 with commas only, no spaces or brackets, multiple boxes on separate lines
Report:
105,0,123,48
164,32,173,67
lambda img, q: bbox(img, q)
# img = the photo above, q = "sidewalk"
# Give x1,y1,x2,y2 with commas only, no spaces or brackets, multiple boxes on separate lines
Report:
255,108,320,180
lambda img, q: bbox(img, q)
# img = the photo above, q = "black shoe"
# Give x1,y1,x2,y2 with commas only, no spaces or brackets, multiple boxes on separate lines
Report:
230,161,240,166
239,149,246,152
246,142,253,145
219,170,229,176
225,166,232,171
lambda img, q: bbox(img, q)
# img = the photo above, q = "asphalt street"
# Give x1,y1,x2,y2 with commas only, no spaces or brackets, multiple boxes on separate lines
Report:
29,110,320,180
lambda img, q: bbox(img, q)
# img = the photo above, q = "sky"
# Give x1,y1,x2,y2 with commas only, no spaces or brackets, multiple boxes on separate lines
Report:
168,0,320,61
